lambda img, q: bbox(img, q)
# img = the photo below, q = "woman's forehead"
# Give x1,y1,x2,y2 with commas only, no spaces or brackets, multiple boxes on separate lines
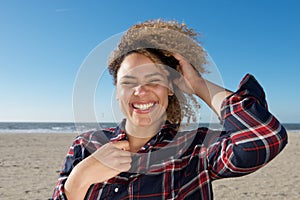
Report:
118,64,169,79
117,54,170,79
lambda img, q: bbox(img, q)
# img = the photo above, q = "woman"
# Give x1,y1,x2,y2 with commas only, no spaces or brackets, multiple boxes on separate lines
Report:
51,19,287,200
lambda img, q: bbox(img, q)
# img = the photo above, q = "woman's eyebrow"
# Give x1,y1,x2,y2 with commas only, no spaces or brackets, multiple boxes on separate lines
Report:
144,72,165,78
121,72,165,80
120,75,137,80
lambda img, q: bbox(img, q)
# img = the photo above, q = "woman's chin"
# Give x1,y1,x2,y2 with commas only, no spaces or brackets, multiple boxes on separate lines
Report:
132,112,166,126
133,117,153,127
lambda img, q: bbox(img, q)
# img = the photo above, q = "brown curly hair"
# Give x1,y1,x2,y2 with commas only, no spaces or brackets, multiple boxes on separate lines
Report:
108,19,207,124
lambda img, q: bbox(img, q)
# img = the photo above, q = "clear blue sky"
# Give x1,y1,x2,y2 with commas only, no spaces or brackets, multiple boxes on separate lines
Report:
0,0,299,123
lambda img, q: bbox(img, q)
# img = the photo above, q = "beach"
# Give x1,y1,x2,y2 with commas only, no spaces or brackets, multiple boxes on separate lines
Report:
0,132,298,200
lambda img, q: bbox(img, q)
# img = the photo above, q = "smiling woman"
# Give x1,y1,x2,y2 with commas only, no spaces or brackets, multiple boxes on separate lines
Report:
51,19,287,200
110,47,200,126
116,53,172,138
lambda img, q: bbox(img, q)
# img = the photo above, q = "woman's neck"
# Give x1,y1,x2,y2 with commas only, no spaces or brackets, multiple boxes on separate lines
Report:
125,119,165,153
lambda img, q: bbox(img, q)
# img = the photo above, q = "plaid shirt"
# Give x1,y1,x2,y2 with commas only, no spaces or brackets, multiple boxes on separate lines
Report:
51,74,287,200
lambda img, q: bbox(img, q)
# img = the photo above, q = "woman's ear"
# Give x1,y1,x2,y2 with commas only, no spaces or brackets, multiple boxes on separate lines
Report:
168,82,174,96
116,87,120,100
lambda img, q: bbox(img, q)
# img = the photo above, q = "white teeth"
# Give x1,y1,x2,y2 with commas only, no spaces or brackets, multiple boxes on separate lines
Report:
133,103,154,110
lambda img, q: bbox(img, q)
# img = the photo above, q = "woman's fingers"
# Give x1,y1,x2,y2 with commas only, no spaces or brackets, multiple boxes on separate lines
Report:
172,53,202,94
111,140,130,151
173,53,199,77
91,141,132,172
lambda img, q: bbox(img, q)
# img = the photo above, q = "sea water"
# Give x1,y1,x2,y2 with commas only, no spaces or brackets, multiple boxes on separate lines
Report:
0,122,298,134
0,122,117,134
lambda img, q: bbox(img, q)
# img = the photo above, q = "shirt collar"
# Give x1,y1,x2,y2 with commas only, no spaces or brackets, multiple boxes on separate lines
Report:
110,119,179,152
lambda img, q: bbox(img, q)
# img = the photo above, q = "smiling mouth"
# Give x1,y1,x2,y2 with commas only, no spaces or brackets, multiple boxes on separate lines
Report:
132,102,156,111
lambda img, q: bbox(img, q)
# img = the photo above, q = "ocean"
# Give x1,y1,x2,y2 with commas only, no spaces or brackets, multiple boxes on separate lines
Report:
0,122,117,134
0,122,299,134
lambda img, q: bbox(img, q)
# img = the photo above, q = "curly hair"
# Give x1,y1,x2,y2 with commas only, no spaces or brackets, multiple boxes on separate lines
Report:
108,19,207,124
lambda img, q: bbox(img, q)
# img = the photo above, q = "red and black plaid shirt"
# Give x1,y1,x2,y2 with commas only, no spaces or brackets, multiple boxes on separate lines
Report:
51,74,287,200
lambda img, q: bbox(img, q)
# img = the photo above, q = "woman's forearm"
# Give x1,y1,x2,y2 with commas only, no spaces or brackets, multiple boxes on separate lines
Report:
64,164,91,200
64,155,120,200
64,156,99,200
193,76,233,117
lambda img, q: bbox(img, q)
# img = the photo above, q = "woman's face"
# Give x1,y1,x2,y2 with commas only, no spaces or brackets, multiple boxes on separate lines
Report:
116,53,173,127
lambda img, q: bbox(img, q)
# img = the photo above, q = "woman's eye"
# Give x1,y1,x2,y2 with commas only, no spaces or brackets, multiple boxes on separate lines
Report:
121,82,137,86
148,79,162,83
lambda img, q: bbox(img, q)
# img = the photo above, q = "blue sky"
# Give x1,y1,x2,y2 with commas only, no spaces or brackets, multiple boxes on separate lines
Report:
0,0,299,123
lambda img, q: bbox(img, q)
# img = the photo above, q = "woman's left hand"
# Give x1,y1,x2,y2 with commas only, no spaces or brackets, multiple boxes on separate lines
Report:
172,53,202,95
172,53,232,117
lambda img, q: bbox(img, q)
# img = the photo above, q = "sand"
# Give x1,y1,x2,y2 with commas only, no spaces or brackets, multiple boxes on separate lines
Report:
0,132,299,200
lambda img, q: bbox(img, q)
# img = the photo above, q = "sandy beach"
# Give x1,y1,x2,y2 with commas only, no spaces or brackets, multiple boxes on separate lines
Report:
0,132,298,200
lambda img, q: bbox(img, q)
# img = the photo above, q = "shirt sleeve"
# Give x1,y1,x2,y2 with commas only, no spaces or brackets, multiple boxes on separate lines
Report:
50,135,91,200
207,74,288,180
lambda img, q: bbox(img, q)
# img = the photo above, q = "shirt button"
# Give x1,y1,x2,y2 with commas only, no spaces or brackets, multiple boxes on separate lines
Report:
114,187,119,193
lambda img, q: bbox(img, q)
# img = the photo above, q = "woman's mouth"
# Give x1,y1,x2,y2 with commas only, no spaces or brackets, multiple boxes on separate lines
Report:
132,102,156,111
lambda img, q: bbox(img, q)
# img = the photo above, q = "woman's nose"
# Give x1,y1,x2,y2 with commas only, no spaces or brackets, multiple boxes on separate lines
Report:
133,84,148,96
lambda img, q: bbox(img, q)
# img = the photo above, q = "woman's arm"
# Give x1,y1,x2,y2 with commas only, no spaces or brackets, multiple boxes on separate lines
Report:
207,74,288,178
173,53,287,178
51,137,131,200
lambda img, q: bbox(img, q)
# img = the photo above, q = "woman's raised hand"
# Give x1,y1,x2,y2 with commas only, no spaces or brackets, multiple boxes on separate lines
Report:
172,53,202,95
